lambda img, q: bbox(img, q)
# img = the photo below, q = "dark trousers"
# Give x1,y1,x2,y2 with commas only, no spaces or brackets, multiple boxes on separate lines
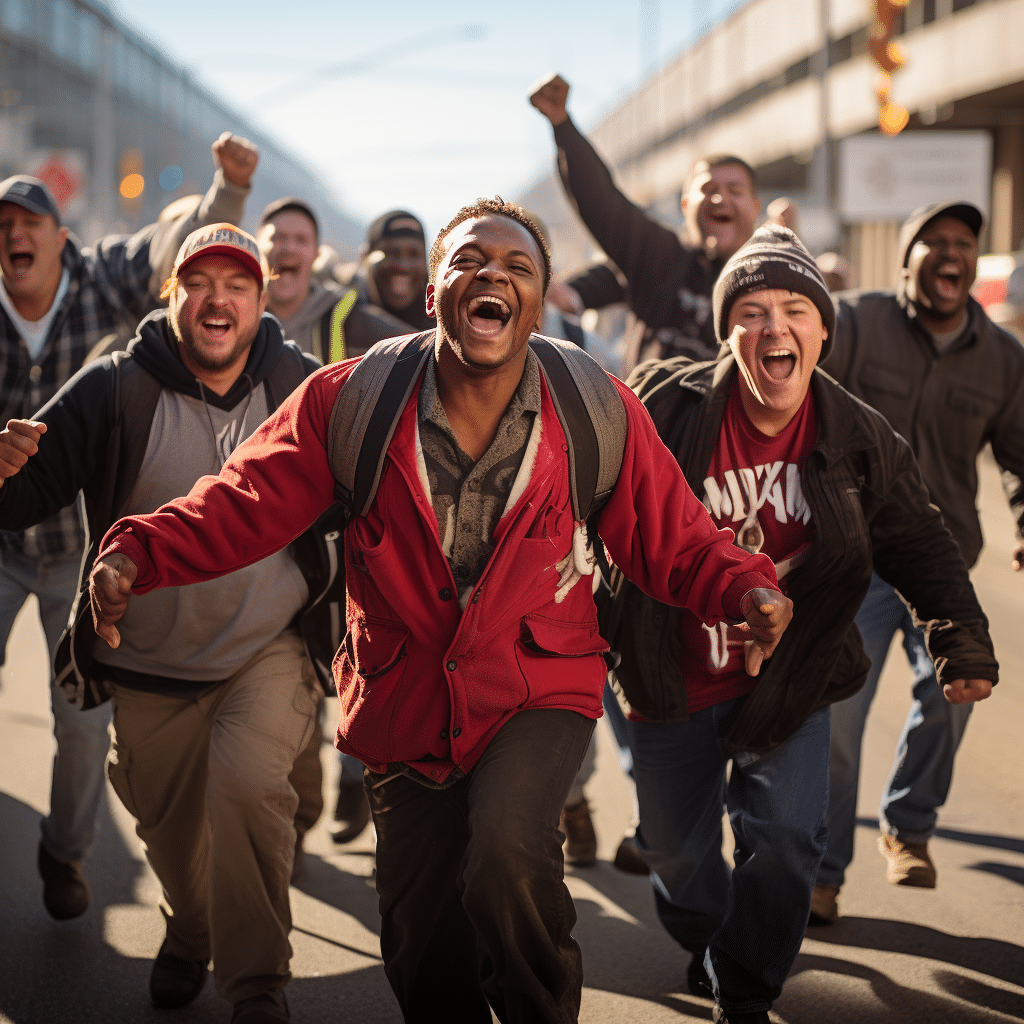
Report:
367,709,595,1024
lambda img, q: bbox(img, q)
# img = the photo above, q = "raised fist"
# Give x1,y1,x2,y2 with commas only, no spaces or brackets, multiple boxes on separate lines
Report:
212,132,259,190
529,73,570,127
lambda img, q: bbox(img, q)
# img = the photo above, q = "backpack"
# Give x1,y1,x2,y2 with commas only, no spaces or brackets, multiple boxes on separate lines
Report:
326,331,627,527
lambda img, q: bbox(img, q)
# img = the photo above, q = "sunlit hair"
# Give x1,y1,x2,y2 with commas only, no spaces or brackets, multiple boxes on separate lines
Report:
428,197,552,293
685,154,758,193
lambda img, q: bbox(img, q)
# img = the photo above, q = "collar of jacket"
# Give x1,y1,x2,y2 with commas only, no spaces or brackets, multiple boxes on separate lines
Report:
674,355,878,481
896,285,986,355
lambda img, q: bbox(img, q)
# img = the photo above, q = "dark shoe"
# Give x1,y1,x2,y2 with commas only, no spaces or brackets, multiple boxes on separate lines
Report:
687,948,712,996
878,833,937,887
232,989,290,1023
612,833,650,875
560,799,597,866
712,1005,771,1023
149,939,209,1009
331,777,371,844
37,842,89,920
808,882,840,926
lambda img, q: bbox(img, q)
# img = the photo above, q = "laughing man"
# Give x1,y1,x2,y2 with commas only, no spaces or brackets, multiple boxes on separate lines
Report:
606,224,997,1024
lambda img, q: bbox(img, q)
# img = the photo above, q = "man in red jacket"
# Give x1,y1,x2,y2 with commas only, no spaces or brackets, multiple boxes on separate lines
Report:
86,198,791,1024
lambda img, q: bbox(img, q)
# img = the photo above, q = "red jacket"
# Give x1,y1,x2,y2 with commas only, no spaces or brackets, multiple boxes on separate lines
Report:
100,358,777,782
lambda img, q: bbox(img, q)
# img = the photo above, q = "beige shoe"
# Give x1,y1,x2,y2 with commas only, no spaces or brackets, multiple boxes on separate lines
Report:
560,800,598,866
878,833,936,887
808,883,840,925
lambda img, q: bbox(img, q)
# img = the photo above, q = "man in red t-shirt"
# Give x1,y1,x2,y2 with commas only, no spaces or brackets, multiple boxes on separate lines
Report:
610,225,998,1024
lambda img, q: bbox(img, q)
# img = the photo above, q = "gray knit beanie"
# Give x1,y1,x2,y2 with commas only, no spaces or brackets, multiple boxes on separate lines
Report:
713,224,835,359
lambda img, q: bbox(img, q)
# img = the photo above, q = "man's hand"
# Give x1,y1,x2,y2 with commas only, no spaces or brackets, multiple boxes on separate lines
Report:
1011,544,1024,571
89,553,138,649
738,587,794,676
0,419,46,486
943,678,994,704
546,280,585,318
528,73,570,126
212,132,259,190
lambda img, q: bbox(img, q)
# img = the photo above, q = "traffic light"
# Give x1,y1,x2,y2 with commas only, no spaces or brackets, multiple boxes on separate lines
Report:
870,0,909,135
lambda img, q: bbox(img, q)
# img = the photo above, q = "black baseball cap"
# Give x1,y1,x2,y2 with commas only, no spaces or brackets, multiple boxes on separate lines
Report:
259,197,319,240
0,175,62,224
898,201,983,267
366,210,425,249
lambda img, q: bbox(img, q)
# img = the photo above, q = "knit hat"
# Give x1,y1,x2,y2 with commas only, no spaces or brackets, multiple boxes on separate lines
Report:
0,175,61,224
713,224,835,358
366,209,425,249
172,223,269,290
259,196,319,240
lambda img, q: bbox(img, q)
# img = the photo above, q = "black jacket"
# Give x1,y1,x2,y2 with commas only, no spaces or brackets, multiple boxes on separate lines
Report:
821,291,1024,568
0,310,346,708
602,356,998,752
552,117,723,370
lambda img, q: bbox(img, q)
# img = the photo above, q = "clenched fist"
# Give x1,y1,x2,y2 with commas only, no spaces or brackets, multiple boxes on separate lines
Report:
738,587,793,677
212,132,259,190
528,73,570,127
89,552,139,649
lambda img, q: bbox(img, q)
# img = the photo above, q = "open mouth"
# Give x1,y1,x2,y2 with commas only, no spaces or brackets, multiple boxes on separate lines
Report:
761,348,796,381
8,251,34,273
934,266,962,301
466,294,511,334
201,315,233,339
384,272,417,306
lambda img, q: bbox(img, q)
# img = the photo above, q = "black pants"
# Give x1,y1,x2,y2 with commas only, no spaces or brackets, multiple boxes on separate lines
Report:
367,709,595,1024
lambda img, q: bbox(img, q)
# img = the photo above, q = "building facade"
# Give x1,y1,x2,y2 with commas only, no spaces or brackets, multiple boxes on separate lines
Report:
523,0,1024,291
0,0,362,252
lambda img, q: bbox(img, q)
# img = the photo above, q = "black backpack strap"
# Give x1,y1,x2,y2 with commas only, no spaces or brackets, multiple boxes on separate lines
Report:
530,334,626,522
327,331,434,517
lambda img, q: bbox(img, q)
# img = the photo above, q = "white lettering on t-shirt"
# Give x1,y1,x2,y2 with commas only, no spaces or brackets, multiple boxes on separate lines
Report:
703,461,811,526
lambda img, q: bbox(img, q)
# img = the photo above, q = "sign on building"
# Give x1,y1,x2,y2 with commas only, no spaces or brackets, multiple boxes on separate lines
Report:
838,131,992,221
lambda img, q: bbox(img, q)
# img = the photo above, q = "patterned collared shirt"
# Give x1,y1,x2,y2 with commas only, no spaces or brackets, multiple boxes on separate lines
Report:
417,350,541,604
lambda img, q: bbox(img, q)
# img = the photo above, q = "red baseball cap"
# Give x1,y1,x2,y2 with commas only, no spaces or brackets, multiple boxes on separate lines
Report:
173,222,269,289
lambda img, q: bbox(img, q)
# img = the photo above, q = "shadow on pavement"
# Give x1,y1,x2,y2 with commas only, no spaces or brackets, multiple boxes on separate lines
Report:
290,849,383,942
856,814,1024,855
0,792,396,1024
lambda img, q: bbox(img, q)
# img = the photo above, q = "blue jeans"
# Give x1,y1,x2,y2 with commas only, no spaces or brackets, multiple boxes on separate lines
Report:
817,574,972,887
630,697,830,1015
0,547,112,864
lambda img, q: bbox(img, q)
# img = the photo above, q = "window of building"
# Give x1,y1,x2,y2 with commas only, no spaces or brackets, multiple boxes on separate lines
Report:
1,0,36,41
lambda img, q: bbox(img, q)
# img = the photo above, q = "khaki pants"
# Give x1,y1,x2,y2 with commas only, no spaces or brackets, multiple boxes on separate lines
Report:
106,631,318,1003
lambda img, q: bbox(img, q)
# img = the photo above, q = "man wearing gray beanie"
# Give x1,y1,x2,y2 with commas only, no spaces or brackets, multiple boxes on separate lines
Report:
600,224,997,1024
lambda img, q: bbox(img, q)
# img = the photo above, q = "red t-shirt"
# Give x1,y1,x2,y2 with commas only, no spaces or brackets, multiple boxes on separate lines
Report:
679,379,817,713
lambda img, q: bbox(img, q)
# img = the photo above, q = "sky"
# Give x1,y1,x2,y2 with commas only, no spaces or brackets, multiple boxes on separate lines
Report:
116,0,742,240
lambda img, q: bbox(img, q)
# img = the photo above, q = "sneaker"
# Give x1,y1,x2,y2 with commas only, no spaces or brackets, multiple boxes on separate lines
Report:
612,833,650,875
560,799,597,866
687,948,712,996
331,777,371,845
232,988,290,1023
149,939,209,1009
712,1006,771,1023
878,833,936,888
808,883,840,925
37,842,89,921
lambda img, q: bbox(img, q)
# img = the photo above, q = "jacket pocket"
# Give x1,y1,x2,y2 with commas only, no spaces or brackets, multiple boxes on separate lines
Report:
514,613,609,708
946,384,997,419
335,614,409,764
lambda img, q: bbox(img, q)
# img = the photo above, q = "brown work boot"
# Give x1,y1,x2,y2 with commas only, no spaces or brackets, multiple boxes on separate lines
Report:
808,883,840,925
37,842,89,921
613,832,650,875
878,833,937,887
560,799,597,866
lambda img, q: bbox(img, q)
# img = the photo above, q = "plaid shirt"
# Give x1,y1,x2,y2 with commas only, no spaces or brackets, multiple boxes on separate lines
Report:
0,171,248,559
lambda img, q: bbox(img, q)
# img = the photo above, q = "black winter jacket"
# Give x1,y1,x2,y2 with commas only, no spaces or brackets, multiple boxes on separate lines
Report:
821,292,1024,568
0,310,346,708
602,356,998,752
552,117,723,371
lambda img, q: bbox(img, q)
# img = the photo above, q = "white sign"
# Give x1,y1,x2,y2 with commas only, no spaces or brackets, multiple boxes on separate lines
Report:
838,131,991,222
